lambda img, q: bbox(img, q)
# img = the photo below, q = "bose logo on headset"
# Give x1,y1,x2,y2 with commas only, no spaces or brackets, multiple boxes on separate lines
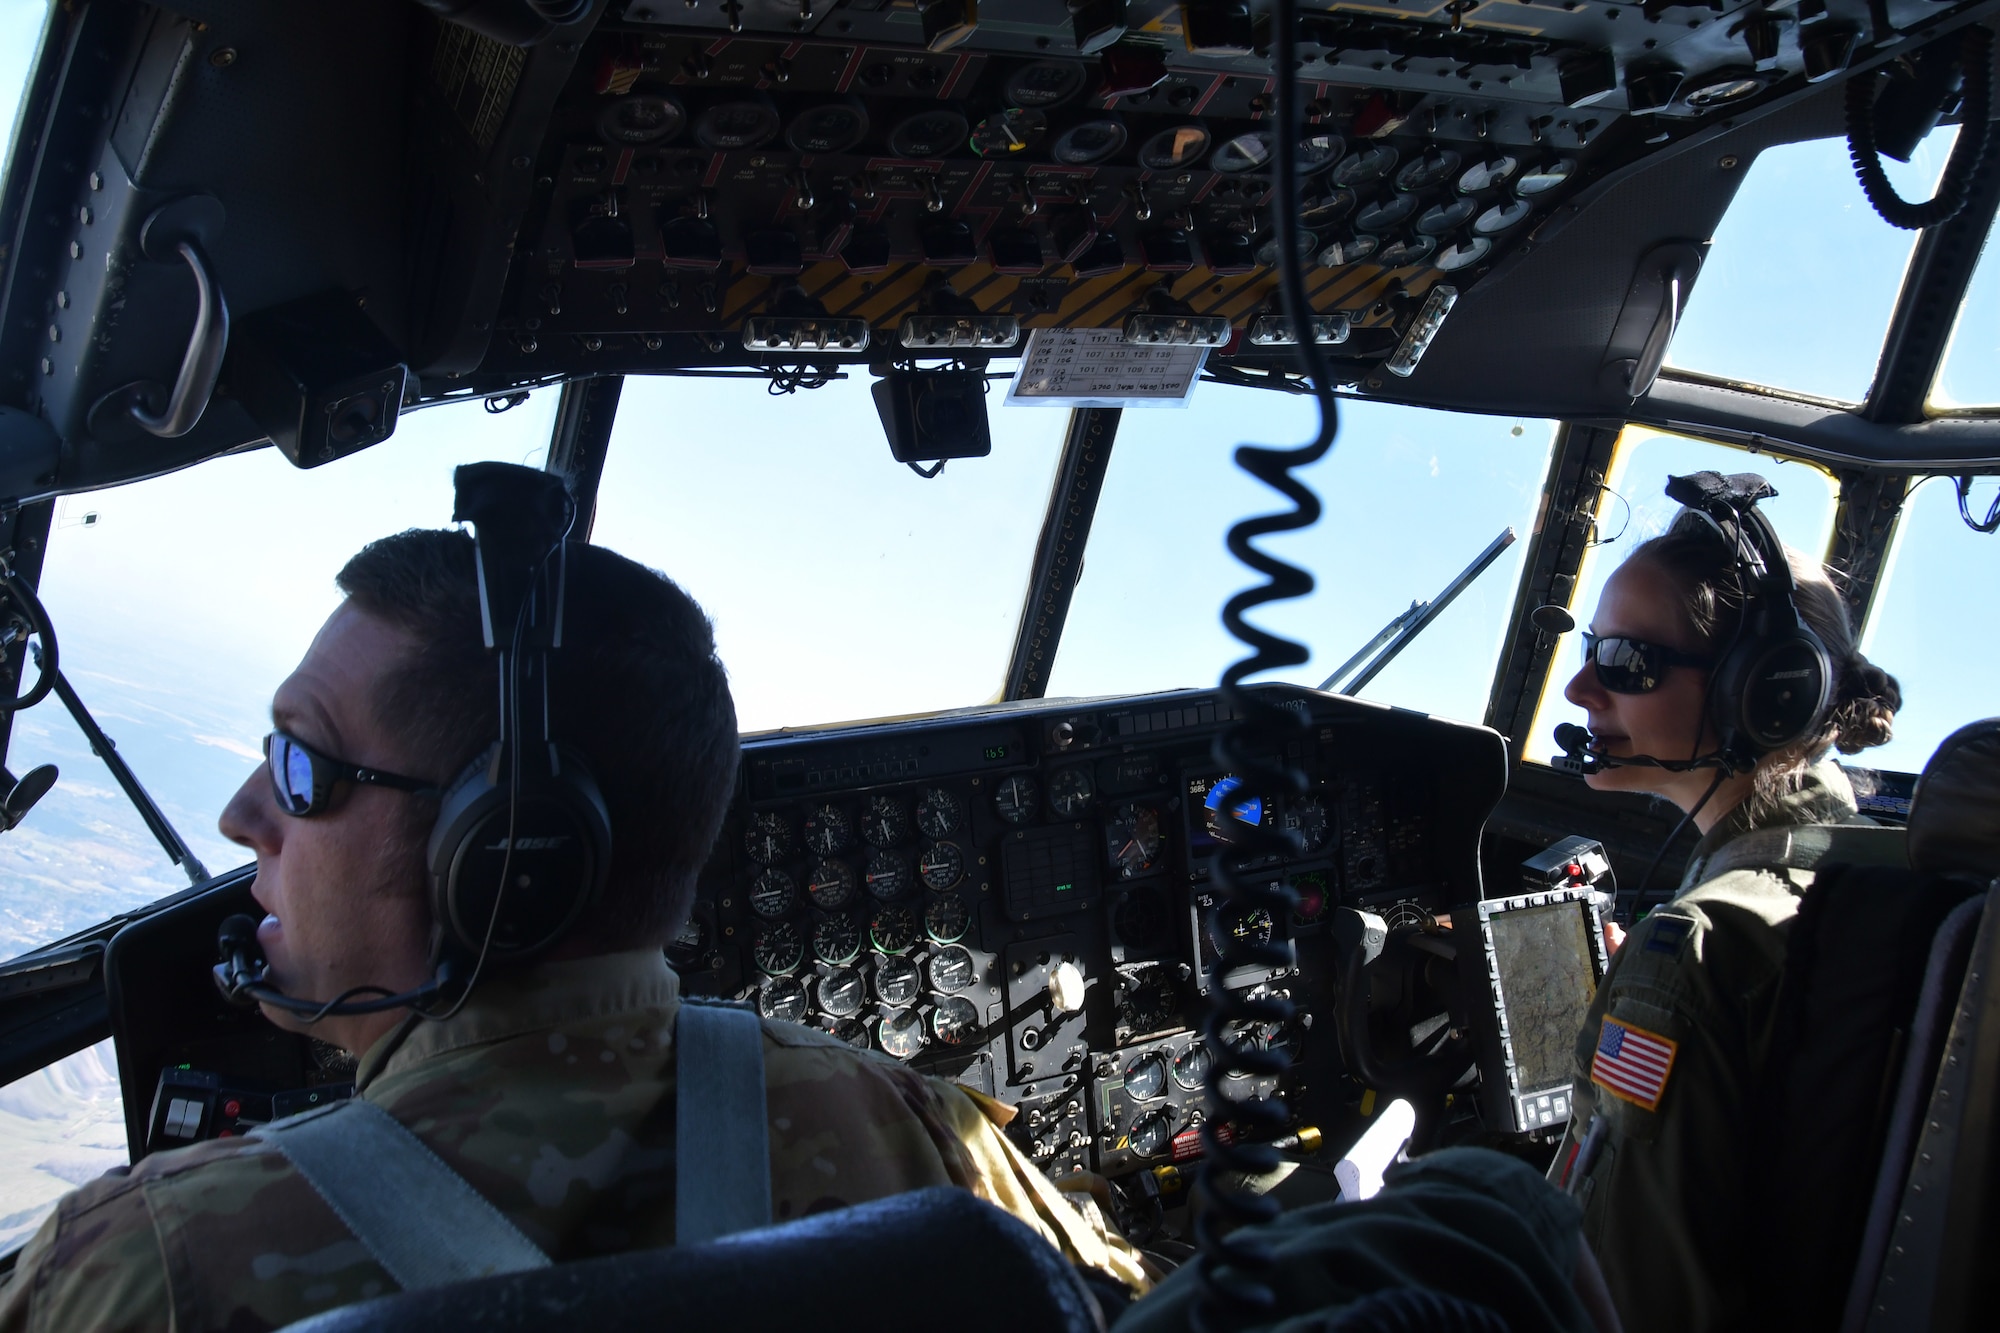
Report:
484,836,574,852
1766,669,1816,680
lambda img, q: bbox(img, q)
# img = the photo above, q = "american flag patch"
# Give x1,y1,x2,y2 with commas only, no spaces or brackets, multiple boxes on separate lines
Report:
1592,1016,1677,1111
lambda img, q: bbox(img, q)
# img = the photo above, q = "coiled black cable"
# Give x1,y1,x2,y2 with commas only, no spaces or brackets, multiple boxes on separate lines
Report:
1191,0,1339,1325
1846,25,1995,230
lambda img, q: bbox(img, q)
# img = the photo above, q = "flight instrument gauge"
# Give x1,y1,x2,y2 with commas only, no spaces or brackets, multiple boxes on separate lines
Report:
1004,59,1088,110
803,804,852,855
1514,157,1576,196
1125,1053,1168,1101
1105,802,1164,878
1048,767,1095,817
915,787,963,838
813,913,863,966
861,796,911,849
753,921,804,976
759,976,809,1023
924,891,970,945
749,868,798,920
1172,1042,1212,1090
1050,118,1126,165
1415,197,1478,236
1354,192,1416,233
1290,871,1330,926
1283,796,1330,853
928,943,976,993
1395,148,1461,193
1137,124,1210,171
1210,131,1271,175
598,94,686,146
1332,144,1398,188
1129,1109,1173,1159
932,996,981,1047
1209,903,1274,955
994,774,1039,825
1298,131,1346,173
1474,197,1533,235
1456,154,1519,194
817,966,865,1017
1374,234,1436,268
785,99,869,155
807,858,856,911
876,955,923,1007
831,1017,870,1049
870,904,919,955
887,108,969,159
744,811,793,865
878,1007,925,1059
919,841,965,891
865,850,910,901
693,98,780,153
971,108,1047,156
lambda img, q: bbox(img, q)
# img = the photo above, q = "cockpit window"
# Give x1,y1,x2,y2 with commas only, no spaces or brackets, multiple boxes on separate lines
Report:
1665,132,1959,406
1858,475,2000,772
0,2,54,183
1523,427,1840,767
589,375,1065,733
1929,211,2000,411
1044,390,1556,726
0,391,562,961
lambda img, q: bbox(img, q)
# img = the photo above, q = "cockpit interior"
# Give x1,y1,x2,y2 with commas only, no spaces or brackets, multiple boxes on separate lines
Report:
0,0,1996,1325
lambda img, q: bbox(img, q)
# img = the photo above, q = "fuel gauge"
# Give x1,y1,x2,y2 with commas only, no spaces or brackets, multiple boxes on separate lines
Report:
749,868,799,920
971,107,1048,156
1137,124,1210,171
919,841,965,890
878,1007,925,1059
994,774,1039,825
1050,119,1126,165
817,965,865,1017
928,943,976,992
830,1017,870,1049
932,995,981,1046
865,849,910,900
808,858,856,911
876,954,923,1006
759,976,809,1023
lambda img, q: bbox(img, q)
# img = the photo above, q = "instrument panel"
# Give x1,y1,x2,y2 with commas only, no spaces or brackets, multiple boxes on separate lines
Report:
676,683,1508,1180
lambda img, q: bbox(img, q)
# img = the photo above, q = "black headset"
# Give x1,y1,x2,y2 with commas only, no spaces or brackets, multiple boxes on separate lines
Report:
1663,470,1833,771
427,462,613,966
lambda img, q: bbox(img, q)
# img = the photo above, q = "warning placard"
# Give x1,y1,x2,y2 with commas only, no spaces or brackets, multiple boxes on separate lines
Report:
1004,329,1208,408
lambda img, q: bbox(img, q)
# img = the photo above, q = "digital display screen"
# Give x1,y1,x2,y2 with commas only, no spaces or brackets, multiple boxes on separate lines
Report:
1486,902,1597,1094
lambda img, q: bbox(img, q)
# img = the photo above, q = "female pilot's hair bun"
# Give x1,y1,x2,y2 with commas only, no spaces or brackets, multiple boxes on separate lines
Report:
1829,653,1901,754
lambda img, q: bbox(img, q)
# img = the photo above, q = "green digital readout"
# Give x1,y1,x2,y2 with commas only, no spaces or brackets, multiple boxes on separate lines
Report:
983,744,1009,761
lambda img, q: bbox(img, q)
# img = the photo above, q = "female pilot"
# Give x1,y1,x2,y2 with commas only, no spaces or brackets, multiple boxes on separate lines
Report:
1546,494,1901,1333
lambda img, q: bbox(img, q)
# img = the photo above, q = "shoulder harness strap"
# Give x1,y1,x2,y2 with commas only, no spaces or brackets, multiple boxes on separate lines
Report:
249,1097,551,1290
1687,823,1907,887
674,996,773,1244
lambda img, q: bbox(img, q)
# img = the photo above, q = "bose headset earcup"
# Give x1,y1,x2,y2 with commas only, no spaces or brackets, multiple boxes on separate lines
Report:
1704,502,1833,762
427,742,612,963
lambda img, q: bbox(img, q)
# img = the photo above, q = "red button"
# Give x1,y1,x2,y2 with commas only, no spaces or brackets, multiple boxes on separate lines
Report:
223,1099,241,1118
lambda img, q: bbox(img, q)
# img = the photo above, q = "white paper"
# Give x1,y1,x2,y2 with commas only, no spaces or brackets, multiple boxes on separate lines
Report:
1004,328,1208,409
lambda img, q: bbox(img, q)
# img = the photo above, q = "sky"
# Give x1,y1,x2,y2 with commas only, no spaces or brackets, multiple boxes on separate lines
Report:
0,1,1997,1244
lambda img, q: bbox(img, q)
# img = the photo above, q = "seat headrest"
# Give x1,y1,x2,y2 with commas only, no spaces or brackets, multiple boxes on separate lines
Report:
1907,719,2000,880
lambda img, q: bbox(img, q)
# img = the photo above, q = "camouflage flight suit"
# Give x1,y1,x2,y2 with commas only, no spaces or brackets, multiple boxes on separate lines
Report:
0,950,1149,1331
1549,760,1866,1333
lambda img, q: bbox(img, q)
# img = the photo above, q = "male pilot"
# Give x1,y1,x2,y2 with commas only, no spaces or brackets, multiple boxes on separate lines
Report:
0,525,1144,1331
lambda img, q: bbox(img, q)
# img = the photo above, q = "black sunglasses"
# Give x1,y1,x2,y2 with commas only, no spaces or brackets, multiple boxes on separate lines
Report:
1581,632,1713,695
264,731,440,817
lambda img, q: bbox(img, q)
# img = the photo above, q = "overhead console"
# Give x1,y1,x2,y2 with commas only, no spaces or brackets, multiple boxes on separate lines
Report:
6,0,1980,495
673,683,1508,1181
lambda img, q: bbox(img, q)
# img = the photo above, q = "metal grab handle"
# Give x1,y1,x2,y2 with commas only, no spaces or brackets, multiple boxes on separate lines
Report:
130,237,229,438
1627,271,1680,398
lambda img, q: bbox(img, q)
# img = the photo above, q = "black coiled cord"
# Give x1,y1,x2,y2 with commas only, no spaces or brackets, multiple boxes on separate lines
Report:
1846,25,1995,230
0,560,58,713
1191,0,1339,1326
